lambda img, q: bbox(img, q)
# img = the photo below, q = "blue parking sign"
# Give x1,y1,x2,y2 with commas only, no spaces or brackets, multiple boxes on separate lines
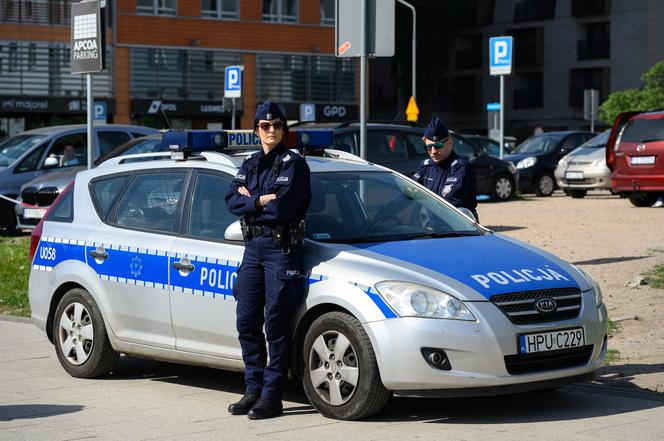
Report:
93,101,107,122
489,36,513,76
224,65,242,98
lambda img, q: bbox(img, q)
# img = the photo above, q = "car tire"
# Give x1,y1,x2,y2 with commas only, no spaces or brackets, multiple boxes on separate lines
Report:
569,189,587,199
302,311,391,420
535,172,555,197
490,174,515,201
628,192,658,207
52,288,119,378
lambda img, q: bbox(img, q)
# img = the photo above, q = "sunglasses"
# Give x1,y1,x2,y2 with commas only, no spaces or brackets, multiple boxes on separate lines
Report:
258,121,284,131
425,138,449,150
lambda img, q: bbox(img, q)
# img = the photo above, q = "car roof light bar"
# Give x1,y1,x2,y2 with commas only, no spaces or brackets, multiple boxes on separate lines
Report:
163,130,228,160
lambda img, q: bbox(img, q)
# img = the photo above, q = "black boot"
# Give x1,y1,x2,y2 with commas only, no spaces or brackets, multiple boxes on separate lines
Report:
228,393,260,415
247,398,283,419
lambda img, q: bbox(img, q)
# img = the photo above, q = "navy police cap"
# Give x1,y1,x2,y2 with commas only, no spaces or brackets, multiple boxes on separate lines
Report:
255,100,286,120
423,117,450,142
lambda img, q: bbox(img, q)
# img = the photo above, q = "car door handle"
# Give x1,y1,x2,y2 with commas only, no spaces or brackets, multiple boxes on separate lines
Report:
89,249,108,261
172,260,195,273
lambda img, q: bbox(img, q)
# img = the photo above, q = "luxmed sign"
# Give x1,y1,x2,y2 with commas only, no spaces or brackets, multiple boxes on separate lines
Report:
70,1,105,74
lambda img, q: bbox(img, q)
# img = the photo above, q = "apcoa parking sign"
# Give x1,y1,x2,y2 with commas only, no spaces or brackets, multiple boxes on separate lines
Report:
224,66,243,99
489,36,513,76
70,0,105,74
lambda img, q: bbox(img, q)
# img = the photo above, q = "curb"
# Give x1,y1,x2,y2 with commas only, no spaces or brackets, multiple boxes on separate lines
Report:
0,314,32,324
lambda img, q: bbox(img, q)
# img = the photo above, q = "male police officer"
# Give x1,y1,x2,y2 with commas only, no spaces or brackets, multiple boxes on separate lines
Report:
413,117,479,221
225,101,311,419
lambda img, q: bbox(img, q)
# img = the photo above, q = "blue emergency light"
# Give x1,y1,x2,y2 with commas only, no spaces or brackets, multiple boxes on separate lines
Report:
163,130,228,160
289,129,334,155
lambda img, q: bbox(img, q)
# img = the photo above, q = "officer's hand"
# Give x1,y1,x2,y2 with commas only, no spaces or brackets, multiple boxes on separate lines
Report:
259,194,277,207
238,186,251,197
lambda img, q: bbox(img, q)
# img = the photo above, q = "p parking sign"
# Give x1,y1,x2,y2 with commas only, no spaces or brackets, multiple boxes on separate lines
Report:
489,36,513,76
224,66,243,99
70,0,105,74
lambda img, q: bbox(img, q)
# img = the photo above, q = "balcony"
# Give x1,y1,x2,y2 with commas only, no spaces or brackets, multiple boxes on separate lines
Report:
572,0,611,16
0,0,75,25
577,39,610,60
514,0,556,22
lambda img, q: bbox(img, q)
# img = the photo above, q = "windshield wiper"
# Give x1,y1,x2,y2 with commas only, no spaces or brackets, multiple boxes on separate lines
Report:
395,231,482,240
640,137,664,143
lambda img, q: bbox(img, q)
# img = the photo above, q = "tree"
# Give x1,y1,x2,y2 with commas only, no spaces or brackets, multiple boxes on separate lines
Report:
600,60,664,124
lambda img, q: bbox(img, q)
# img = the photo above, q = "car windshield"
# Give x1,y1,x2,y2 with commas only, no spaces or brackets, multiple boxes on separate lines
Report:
306,171,482,243
123,138,165,155
513,135,562,154
621,118,664,143
580,130,610,148
476,138,500,156
0,134,47,167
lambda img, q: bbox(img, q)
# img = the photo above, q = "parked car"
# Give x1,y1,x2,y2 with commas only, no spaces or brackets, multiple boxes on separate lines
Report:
504,131,597,196
555,130,612,198
606,110,664,207
463,134,514,158
295,122,518,201
28,130,608,420
0,124,158,231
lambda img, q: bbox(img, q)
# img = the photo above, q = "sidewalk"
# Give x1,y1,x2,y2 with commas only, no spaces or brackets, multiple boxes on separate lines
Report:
1,317,664,441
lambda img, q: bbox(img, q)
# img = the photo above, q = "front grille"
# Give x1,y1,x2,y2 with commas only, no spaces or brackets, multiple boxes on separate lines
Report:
490,288,582,324
17,216,40,226
504,345,593,375
561,178,596,185
22,187,59,206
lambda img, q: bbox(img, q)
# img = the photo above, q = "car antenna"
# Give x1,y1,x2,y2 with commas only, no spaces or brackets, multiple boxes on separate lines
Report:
161,106,173,130
391,110,403,124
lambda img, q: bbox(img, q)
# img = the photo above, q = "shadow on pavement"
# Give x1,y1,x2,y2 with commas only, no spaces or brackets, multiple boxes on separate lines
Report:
595,363,664,392
572,256,650,265
0,404,84,421
484,225,527,233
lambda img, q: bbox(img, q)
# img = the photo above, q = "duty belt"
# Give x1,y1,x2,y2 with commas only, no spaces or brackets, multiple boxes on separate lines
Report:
240,219,306,247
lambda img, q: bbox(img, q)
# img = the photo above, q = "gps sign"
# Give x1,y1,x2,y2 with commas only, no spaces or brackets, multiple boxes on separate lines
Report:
70,0,106,74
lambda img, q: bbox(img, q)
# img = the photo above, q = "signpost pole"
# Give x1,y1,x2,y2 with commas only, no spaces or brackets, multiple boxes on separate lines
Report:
87,73,93,169
231,98,236,130
499,75,504,160
360,0,367,160
590,89,596,132
397,0,416,103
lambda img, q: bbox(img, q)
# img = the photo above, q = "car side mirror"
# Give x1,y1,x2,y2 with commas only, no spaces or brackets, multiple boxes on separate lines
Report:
43,157,59,168
457,207,477,223
224,220,244,242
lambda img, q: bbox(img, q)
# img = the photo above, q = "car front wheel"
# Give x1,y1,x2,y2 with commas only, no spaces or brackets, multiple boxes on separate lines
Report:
53,288,119,378
535,172,555,197
490,174,515,201
302,311,390,420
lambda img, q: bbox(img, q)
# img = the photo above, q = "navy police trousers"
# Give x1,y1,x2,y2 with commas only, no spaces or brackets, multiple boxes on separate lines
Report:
233,235,304,401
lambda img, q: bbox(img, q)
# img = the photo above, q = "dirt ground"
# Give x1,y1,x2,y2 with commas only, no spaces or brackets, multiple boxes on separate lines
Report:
479,190,664,393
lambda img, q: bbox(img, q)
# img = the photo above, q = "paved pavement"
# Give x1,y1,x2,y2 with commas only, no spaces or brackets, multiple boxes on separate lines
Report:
2,316,664,441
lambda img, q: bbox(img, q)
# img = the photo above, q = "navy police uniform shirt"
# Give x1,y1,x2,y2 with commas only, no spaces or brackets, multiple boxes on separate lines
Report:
412,151,477,210
225,143,311,225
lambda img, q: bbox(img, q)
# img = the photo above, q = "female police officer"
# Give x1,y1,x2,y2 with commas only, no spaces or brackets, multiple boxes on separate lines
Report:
225,101,311,419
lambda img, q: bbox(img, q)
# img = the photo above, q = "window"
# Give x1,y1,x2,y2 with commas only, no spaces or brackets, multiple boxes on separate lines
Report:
561,134,586,152
115,172,186,233
366,131,408,163
98,131,131,157
201,0,239,19
333,133,357,155
47,133,87,168
91,175,127,219
187,173,235,241
263,0,297,23
405,133,427,156
137,0,176,16
320,0,334,26
621,119,664,144
47,184,74,223
452,136,478,158
577,22,610,60
13,142,47,173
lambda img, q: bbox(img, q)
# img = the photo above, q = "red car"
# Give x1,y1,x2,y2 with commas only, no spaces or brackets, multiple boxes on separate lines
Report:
606,110,664,206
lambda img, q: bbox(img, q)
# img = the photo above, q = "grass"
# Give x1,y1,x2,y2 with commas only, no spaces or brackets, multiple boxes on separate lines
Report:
0,235,31,317
604,348,621,365
607,319,622,338
643,264,664,289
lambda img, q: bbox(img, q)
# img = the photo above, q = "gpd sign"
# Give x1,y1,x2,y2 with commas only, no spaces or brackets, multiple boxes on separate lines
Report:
489,36,513,76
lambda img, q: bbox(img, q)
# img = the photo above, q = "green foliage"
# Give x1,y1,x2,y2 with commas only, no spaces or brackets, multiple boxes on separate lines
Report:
0,236,31,317
604,348,620,365
599,60,664,124
607,319,622,337
643,264,664,289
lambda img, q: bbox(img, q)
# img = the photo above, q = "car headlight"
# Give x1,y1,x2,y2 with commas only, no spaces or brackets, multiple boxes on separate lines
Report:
508,161,517,174
374,281,476,320
516,156,537,169
573,266,603,307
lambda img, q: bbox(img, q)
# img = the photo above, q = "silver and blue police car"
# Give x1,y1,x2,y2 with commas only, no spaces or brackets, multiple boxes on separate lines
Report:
28,129,608,420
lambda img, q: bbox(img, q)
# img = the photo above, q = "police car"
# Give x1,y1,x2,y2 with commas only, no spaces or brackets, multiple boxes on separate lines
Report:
28,129,608,420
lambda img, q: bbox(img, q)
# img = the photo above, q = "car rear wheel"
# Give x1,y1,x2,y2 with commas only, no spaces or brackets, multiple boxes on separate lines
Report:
302,311,390,420
53,288,119,378
490,174,515,201
628,192,658,207
535,173,555,197
569,189,587,199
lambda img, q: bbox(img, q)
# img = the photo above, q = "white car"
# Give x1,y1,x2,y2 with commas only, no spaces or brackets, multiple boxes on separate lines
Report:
28,130,608,420
555,130,612,198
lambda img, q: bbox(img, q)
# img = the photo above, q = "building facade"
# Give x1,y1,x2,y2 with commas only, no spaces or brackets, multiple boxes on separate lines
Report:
0,0,358,135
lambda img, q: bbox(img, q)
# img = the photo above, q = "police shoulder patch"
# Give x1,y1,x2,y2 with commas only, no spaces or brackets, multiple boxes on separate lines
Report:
282,153,292,162
451,159,458,167
424,159,431,166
